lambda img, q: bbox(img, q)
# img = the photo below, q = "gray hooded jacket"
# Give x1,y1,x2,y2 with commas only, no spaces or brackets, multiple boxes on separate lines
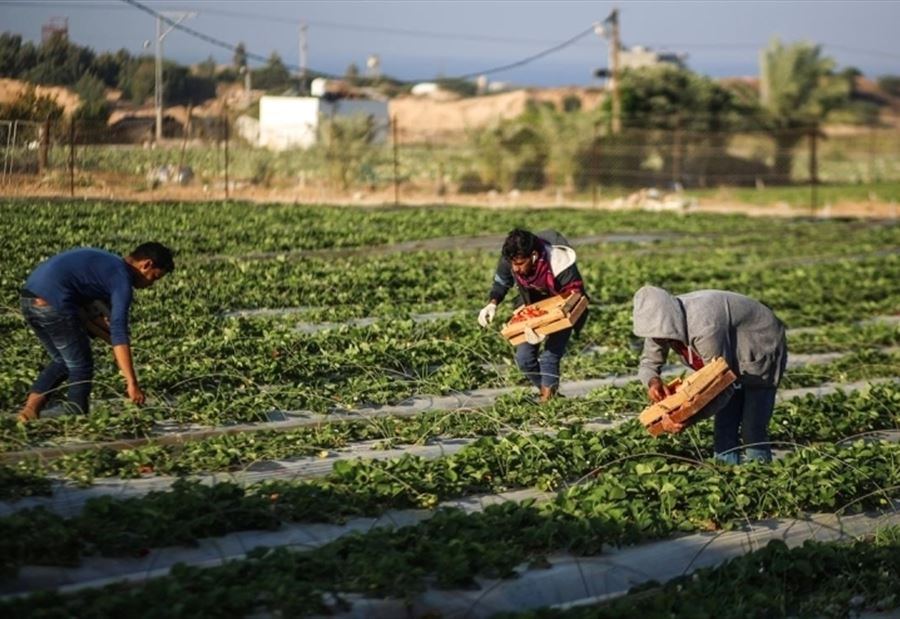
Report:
632,286,788,388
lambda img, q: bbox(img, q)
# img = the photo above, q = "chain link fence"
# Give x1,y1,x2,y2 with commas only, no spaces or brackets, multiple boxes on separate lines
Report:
1,112,898,208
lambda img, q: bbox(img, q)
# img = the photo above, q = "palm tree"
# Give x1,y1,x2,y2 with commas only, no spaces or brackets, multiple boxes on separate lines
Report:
759,39,850,183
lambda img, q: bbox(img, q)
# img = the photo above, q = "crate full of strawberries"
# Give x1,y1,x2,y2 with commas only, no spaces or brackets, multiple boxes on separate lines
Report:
500,292,588,346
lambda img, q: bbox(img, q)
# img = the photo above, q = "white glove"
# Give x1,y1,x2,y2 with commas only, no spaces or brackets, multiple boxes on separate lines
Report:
477,302,497,328
524,325,546,345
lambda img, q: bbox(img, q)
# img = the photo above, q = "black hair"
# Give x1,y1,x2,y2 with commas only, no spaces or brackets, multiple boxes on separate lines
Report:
130,242,175,273
501,229,538,261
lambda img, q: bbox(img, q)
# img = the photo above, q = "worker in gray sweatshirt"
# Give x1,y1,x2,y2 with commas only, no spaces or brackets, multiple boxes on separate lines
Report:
632,285,788,464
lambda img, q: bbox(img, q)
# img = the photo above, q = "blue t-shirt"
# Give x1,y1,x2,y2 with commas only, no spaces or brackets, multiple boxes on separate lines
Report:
25,248,134,345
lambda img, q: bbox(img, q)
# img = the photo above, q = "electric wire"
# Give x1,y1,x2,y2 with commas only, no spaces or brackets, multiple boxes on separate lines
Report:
118,0,596,83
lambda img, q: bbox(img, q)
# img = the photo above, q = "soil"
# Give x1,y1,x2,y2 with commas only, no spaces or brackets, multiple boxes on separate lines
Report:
390,87,605,141
2,174,897,220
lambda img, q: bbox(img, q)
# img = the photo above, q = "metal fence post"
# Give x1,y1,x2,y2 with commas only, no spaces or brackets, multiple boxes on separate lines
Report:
808,125,818,213
69,119,75,198
224,110,230,202
591,122,599,208
392,115,399,206
672,122,683,189
39,117,50,173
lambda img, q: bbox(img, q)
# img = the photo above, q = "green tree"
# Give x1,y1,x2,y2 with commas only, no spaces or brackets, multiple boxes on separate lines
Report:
345,63,360,85
316,114,379,190
469,119,545,191
196,55,217,80
877,75,900,98
609,65,755,186
24,31,95,86
233,42,247,71
434,78,476,97
72,73,110,126
253,52,291,90
124,60,156,104
0,33,27,77
527,103,597,191
760,38,850,183
92,50,130,88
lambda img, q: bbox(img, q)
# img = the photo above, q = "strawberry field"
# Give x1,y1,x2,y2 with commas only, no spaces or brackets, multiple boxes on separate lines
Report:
0,198,898,618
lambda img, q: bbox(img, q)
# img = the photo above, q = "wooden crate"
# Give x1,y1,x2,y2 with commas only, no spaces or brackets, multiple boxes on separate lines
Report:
638,356,737,436
500,292,588,346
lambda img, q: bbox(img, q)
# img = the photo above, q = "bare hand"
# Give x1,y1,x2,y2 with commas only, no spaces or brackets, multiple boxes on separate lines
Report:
127,382,146,406
647,377,670,403
659,414,685,434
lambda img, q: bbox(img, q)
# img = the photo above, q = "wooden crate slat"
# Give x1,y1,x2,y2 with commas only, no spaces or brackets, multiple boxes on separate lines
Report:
501,294,587,345
639,357,737,436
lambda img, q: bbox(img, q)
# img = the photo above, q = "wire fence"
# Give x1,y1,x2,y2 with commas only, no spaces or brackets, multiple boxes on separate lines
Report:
1,112,899,208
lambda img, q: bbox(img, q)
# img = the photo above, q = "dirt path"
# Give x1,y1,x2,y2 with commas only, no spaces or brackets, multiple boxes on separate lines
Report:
3,180,898,220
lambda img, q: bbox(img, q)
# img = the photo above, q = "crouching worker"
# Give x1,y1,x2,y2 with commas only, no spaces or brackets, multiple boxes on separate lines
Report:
16,243,175,422
477,229,588,403
632,285,787,464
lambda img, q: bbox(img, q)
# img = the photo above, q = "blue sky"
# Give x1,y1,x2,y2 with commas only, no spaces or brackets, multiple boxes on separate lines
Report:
2,1,899,86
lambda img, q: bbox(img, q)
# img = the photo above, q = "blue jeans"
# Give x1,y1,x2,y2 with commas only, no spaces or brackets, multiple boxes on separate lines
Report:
515,328,574,389
713,386,777,464
21,296,94,415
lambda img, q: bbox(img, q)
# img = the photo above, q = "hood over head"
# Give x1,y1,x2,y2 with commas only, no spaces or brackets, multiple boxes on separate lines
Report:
632,285,687,343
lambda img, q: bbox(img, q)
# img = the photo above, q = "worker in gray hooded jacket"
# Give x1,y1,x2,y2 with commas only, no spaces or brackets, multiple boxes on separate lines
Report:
632,286,788,464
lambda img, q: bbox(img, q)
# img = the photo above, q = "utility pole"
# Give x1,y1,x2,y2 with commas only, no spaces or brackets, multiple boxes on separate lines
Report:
154,11,196,143
594,8,621,134
299,22,308,93
609,8,621,134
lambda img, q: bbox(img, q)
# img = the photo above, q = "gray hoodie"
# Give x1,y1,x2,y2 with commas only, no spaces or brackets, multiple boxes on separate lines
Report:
632,286,787,388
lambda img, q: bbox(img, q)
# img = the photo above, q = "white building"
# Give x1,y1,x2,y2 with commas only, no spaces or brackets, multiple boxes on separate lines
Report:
620,46,686,71
258,95,389,151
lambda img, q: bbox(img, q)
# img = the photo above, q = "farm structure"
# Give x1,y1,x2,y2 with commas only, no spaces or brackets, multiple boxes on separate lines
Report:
0,199,898,617
257,95,390,151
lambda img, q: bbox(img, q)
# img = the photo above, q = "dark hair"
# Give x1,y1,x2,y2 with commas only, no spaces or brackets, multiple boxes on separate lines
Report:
501,229,538,261
130,242,175,273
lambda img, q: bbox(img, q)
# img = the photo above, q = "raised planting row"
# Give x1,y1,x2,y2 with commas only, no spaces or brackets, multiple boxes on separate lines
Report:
0,343,896,453
0,381,897,488
1,199,888,268
1,440,898,614
0,383,897,576
498,527,900,619
787,317,899,353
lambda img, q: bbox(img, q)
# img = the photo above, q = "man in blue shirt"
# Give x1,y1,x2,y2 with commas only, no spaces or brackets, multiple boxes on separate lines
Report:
16,242,174,422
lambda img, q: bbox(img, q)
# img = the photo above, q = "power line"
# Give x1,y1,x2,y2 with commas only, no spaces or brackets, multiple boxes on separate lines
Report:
118,0,599,84
7,1,900,65
449,25,597,81
119,0,330,74
195,7,558,46
1,0,569,46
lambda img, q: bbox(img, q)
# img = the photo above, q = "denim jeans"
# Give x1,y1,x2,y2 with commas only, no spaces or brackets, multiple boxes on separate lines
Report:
515,327,574,389
20,296,94,415
713,386,777,464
